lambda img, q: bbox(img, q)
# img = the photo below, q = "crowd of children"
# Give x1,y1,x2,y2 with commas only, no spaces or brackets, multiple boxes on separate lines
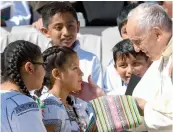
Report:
1,1,172,132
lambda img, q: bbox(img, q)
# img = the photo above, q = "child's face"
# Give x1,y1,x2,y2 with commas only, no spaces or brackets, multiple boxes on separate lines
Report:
46,12,80,47
61,54,83,92
23,57,45,91
115,54,150,84
121,22,129,39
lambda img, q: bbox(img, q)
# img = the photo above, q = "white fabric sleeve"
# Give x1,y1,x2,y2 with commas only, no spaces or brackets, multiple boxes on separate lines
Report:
103,66,114,93
144,102,173,131
91,56,103,88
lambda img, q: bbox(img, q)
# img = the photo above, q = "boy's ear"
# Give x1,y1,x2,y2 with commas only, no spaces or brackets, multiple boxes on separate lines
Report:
40,27,51,38
52,68,61,80
77,21,80,33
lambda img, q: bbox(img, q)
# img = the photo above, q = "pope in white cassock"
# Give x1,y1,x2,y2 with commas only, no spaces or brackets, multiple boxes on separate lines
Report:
126,3,173,132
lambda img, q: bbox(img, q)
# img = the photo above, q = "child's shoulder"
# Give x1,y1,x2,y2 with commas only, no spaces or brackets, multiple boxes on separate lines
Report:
1,91,39,116
75,40,100,62
78,47,98,59
40,93,63,107
1,90,35,104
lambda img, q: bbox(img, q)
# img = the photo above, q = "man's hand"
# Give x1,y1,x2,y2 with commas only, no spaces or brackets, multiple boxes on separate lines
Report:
32,18,43,30
71,75,105,101
135,97,147,116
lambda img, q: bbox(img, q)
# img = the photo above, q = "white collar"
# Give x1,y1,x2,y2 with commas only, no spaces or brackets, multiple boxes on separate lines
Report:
162,36,172,58
73,40,80,52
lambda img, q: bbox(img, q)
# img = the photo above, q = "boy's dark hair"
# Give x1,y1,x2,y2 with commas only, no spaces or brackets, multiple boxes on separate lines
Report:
157,1,164,5
116,3,139,36
1,40,42,97
112,39,149,65
40,1,78,28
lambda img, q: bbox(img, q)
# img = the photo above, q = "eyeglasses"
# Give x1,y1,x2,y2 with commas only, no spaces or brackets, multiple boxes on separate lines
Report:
31,61,47,69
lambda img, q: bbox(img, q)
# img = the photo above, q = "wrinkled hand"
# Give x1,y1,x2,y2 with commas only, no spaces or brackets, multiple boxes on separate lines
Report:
135,97,147,116
71,75,105,101
32,18,43,30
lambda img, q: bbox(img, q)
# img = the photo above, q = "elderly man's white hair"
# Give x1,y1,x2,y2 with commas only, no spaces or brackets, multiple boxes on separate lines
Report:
128,3,172,33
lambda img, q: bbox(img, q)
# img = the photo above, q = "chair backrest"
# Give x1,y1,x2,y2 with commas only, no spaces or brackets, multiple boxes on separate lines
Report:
77,33,101,61
0,26,51,53
10,25,40,33
101,26,122,71
0,26,11,35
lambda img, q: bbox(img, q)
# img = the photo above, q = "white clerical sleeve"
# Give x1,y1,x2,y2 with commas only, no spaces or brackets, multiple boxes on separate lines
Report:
144,101,173,131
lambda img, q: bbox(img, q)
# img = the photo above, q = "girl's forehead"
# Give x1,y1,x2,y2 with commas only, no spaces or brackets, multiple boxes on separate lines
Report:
65,54,79,66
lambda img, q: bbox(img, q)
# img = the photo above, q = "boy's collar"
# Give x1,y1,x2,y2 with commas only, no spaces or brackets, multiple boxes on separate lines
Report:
73,40,80,52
